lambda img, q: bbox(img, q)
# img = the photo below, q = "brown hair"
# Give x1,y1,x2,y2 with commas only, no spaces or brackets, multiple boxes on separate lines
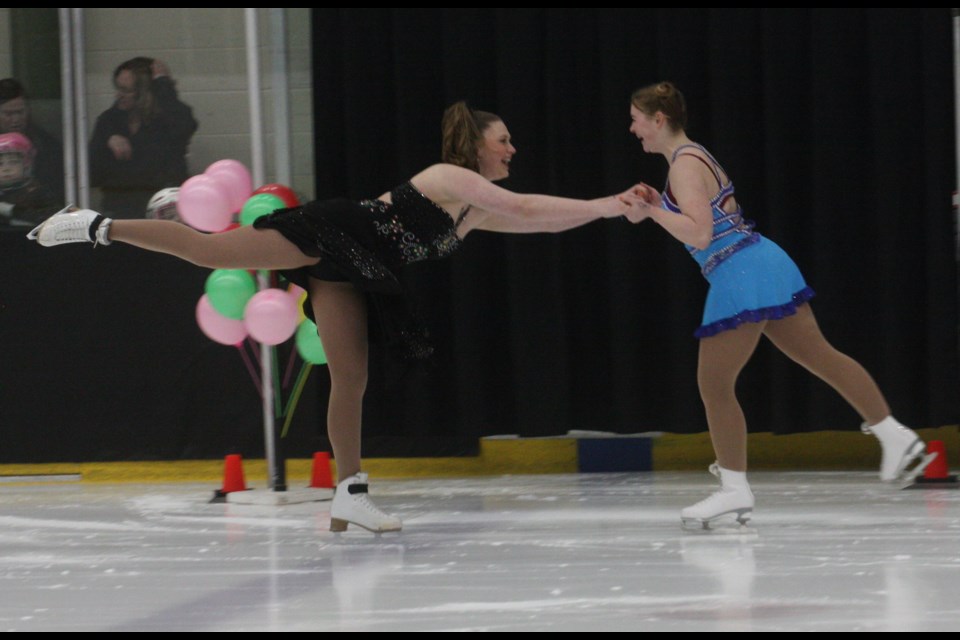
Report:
0,77,26,106
441,101,502,172
630,81,687,132
114,56,158,123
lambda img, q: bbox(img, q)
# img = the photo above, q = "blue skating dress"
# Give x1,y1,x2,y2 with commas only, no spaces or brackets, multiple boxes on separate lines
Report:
661,144,815,338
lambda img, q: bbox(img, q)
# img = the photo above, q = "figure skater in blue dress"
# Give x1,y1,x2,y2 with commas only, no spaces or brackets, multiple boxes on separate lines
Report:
624,82,933,530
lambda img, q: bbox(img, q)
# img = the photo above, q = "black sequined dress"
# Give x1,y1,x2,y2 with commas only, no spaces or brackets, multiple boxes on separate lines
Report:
253,182,469,360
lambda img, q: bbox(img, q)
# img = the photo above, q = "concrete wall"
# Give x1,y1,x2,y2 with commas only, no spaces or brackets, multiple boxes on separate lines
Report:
2,8,314,204
83,8,314,201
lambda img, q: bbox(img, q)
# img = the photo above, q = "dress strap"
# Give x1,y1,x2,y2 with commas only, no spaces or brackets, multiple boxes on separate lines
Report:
454,204,471,231
671,143,732,194
670,143,705,164
674,153,724,189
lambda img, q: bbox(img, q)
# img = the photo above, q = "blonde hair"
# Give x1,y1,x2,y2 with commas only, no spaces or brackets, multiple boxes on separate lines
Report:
631,81,687,132
441,101,502,172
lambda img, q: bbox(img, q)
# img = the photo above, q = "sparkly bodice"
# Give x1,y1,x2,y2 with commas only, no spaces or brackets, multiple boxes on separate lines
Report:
252,184,471,360
661,144,757,276
359,181,465,270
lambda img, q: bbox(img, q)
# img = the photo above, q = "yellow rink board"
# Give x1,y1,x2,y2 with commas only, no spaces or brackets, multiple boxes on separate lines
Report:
1,426,956,483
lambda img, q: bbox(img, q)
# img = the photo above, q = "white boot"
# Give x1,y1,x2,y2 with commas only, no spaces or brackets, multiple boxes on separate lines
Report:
681,463,754,530
329,472,402,533
862,416,931,481
27,207,113,247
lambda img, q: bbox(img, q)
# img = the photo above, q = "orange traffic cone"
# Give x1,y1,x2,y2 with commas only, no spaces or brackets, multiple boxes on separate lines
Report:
907,440,958,489
210,454,249,502
923,441,950,479
309,451,334,489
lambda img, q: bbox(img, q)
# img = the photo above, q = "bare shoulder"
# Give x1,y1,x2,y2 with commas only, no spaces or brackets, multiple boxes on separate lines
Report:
409,164,479,191
669,152,706,177
669,153,713,192
409,163,493,208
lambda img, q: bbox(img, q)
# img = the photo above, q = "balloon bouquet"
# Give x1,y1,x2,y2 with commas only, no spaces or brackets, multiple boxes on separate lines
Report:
178,160,325,436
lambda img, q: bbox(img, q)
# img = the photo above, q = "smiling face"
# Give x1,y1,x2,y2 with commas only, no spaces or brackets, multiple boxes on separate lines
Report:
629,104,664,154
476,120,516,181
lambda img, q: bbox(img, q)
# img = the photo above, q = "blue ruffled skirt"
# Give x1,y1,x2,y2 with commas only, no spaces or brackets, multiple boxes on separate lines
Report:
696,234,815,338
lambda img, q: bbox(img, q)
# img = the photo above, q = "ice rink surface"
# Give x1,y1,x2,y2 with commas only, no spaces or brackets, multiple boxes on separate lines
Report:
1,471,957,631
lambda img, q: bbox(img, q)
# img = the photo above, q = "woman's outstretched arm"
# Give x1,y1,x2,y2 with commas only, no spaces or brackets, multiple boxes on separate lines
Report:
411,163,638,225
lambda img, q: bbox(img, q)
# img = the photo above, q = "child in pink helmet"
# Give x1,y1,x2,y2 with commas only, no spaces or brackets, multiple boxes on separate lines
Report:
0,131,61,226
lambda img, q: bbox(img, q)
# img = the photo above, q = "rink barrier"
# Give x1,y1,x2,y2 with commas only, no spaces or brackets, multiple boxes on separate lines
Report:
0,425,956,483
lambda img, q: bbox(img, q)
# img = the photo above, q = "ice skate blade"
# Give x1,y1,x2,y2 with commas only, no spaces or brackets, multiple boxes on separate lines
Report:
328,517,402,534
889,445,935,483
897,452,940,487
681,508,753,533
682,520,758,536
26,205,74,241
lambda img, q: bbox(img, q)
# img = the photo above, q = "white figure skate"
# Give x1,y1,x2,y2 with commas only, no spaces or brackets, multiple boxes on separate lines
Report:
329,472,402,533
862,416,936,482
27,206,112,247
681,462,754,531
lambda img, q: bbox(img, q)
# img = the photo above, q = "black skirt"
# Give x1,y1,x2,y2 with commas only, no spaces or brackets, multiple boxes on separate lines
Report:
253,199,434,360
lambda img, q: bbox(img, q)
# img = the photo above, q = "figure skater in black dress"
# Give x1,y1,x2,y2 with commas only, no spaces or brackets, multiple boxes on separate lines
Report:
29,101,642,533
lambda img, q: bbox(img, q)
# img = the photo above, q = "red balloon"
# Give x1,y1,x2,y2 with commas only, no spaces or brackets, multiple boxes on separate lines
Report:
253,183,300,208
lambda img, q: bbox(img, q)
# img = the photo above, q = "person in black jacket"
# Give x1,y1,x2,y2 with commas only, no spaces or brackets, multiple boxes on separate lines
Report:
89,57,198,218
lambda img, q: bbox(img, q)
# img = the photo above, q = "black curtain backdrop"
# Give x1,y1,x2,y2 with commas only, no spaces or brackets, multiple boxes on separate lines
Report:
1,8,956,464
0,235,325,463
310,8,959,455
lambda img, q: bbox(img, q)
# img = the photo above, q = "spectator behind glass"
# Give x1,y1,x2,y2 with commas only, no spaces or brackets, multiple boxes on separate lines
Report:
0,132,60,227
89,57,198,219
0,78,65,204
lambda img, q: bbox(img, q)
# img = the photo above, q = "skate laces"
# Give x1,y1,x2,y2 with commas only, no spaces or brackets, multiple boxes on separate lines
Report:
354,492,390,517
341,482,391,518
691,488,732,510
56,217,87,238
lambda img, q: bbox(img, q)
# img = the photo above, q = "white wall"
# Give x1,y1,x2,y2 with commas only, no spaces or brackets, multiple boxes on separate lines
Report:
285,9,314,200
82,8,314,201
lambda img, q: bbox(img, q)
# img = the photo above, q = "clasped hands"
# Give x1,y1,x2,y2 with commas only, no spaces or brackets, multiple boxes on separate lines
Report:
616,183,659,223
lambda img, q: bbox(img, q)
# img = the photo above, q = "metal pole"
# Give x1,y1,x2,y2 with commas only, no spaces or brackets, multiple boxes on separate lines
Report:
245,8,285,491
70,8,89,209
57,9,75,207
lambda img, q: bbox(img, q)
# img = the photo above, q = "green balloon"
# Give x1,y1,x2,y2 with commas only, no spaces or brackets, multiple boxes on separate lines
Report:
204,269,257,320
296,319,327,365
240,193,287,226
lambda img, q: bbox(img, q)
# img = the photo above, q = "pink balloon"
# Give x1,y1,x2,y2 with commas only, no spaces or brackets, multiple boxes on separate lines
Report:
205,159,254,213
196,294,248,346
177,175,234,232
243,288,300,345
